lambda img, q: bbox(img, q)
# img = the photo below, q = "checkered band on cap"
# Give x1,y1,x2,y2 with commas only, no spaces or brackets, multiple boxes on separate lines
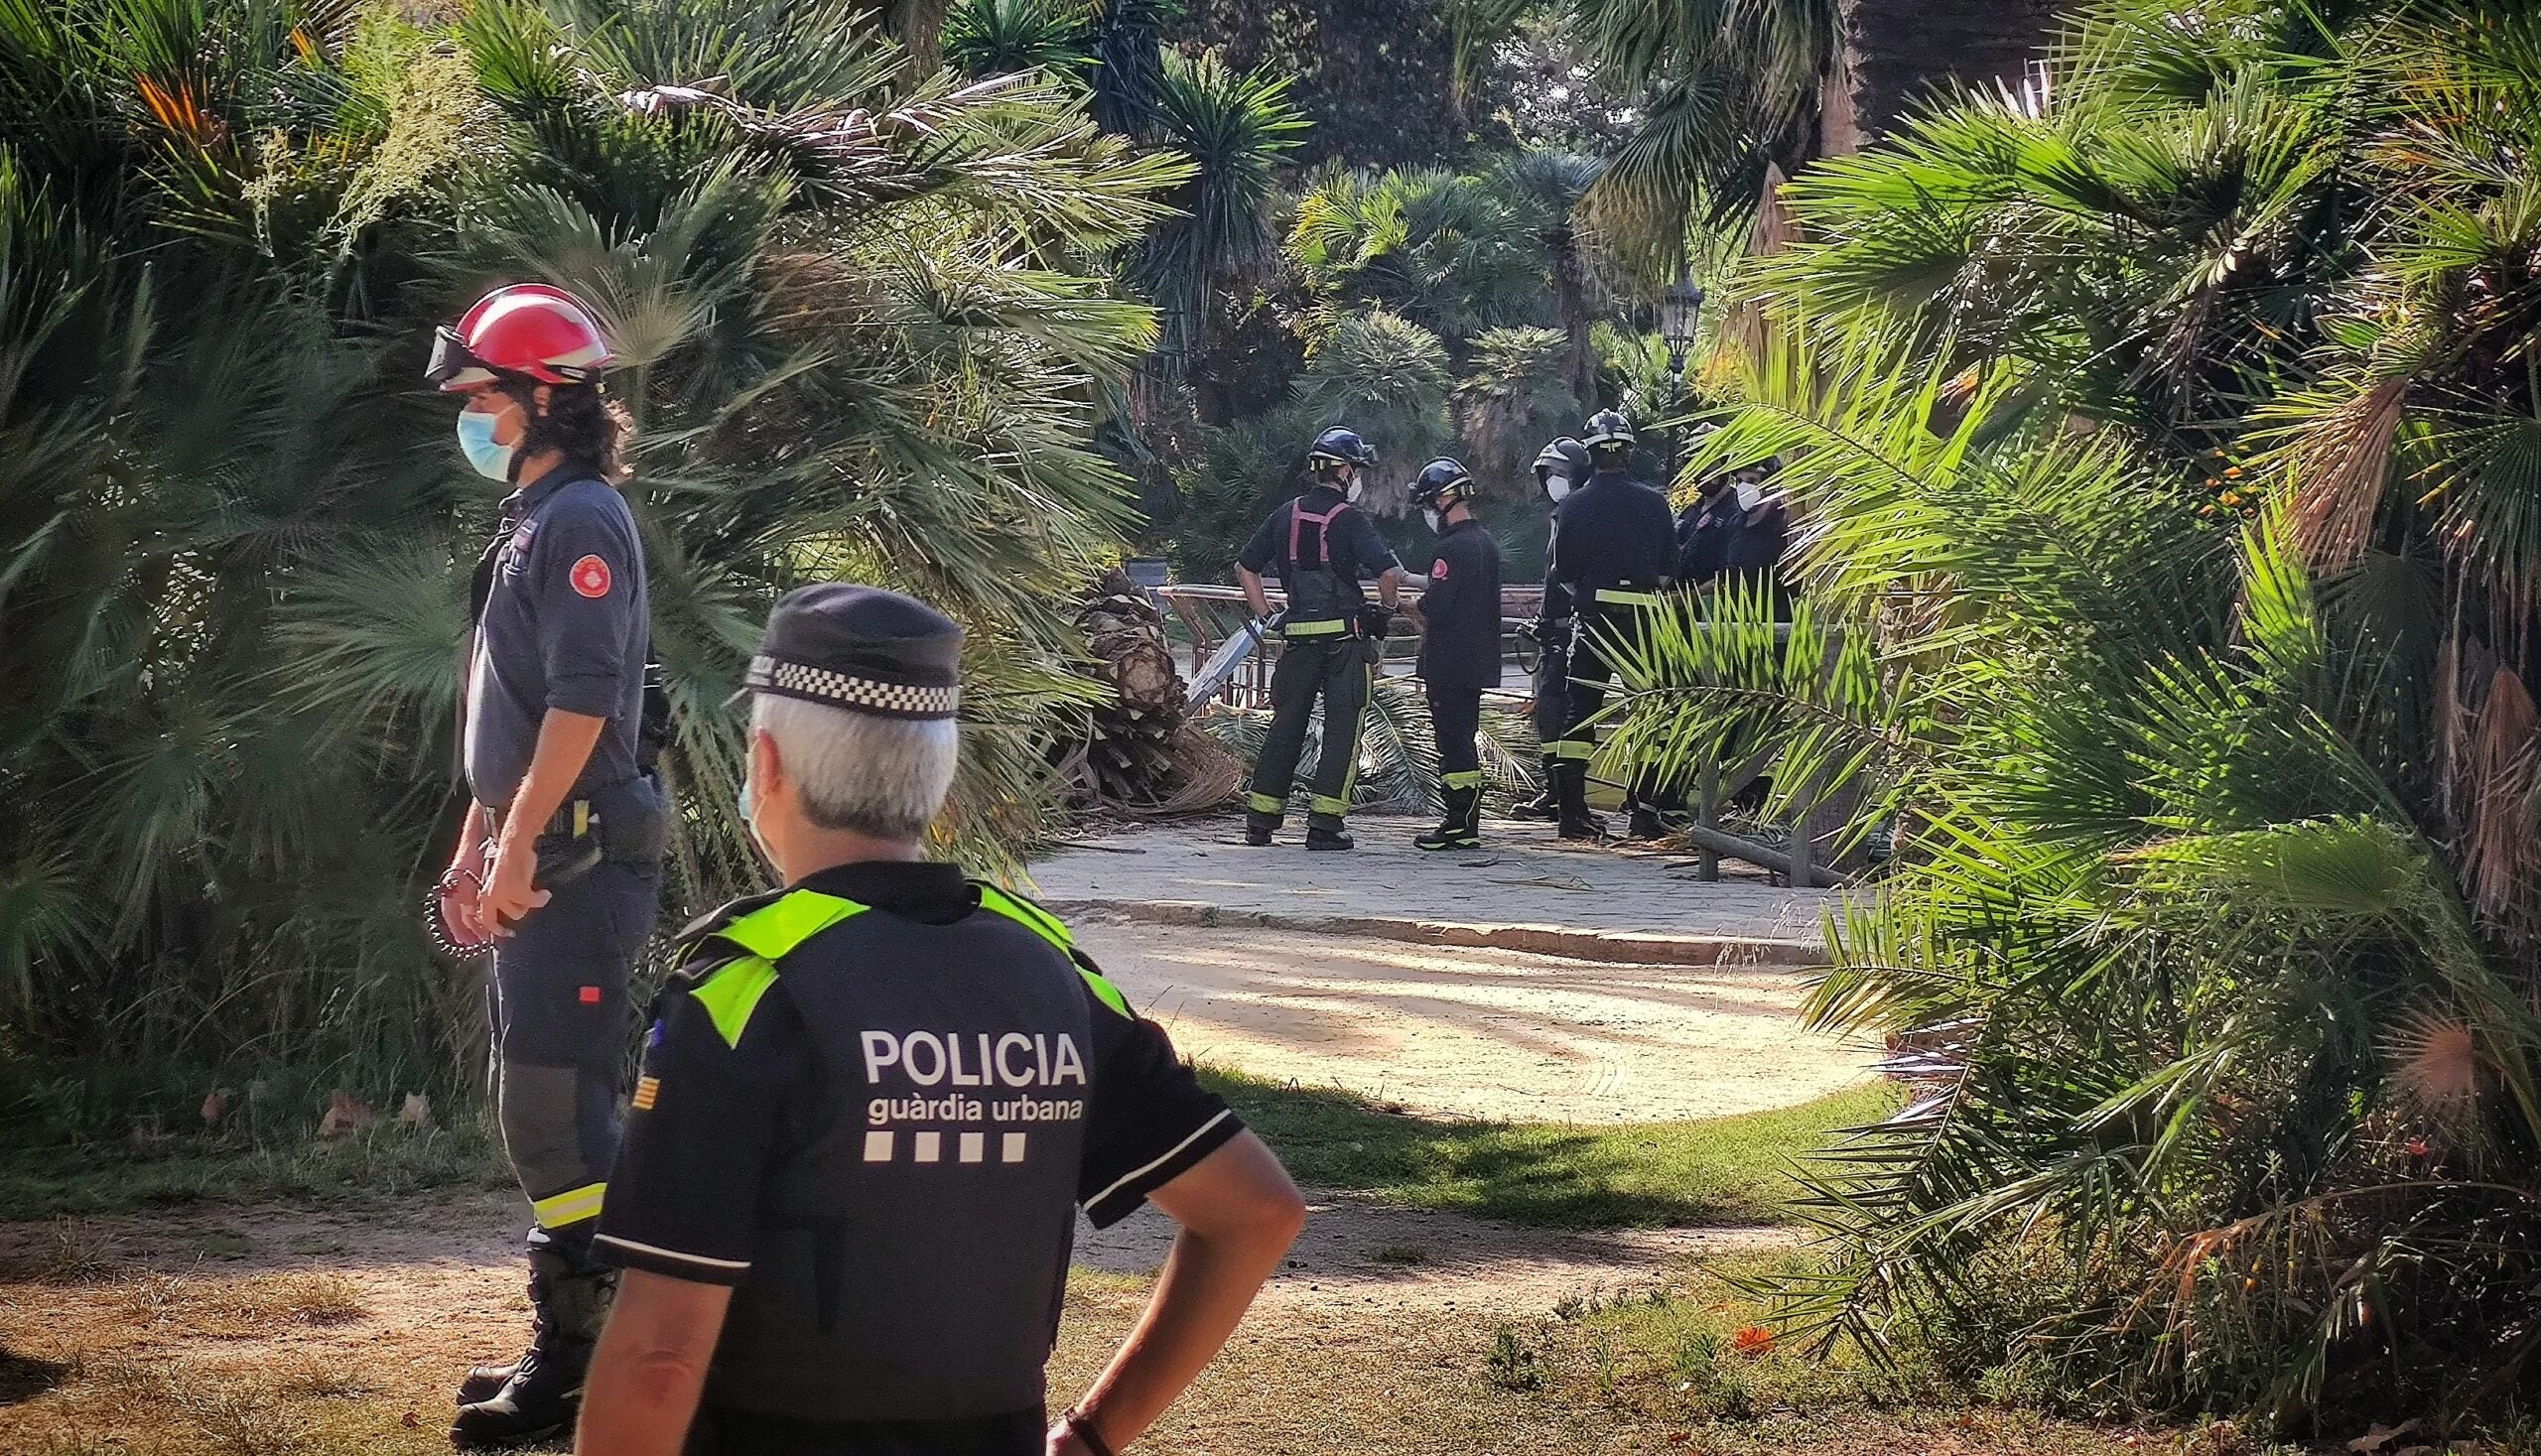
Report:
746,655,961,720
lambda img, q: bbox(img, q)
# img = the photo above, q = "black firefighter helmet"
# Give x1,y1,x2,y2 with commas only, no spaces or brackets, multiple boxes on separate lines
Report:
1534,437,1591,505
1306,425,1377,474
1582,410,1636,453
1412,457,1475,511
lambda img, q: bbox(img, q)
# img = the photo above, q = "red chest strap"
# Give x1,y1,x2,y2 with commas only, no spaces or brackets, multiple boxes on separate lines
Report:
1288,500,1349,567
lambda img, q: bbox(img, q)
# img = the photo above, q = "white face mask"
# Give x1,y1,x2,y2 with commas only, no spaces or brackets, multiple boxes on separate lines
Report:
1345,477,1365,504
1421,507,1442,534
1735,477,1765,511
1541,473,1573,505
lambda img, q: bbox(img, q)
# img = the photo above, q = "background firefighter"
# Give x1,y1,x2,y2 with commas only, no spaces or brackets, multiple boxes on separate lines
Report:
1234,426,1404,852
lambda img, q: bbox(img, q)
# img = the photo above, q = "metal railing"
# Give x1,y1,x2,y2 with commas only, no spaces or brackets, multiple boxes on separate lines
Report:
1152,583,1541,711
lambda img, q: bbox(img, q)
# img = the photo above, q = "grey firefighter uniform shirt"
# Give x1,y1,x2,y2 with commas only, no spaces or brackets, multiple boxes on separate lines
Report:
464,462,649,809
594,859,1243,1455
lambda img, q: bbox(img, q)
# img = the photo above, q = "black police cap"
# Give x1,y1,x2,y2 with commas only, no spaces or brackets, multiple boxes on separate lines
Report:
736,583,964,721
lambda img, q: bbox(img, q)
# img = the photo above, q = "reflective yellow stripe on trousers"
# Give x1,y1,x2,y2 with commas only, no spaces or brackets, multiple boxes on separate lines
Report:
532,1181,606,1229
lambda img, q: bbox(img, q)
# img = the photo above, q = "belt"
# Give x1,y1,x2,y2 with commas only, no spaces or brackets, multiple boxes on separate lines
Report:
544,798,598,840
1593,589,1662,606
1281,617,1352,637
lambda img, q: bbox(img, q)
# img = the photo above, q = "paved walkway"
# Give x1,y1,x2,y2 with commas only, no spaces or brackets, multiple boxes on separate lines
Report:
1032,814,1831,966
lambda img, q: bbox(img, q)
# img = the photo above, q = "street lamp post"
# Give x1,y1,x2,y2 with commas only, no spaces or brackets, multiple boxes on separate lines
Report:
1659,264,1706,478
1661,265,1706,378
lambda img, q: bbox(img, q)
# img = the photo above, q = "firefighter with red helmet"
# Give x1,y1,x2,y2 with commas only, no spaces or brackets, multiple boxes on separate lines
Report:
425,283,668,1447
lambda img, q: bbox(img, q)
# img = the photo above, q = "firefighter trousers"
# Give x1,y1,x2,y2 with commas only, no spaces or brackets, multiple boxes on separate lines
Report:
486,858,659,1260
1247,635,1376,833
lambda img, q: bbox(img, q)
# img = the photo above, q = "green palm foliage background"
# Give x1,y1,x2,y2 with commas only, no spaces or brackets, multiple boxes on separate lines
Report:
1601,0,2541,1426
0,0,1179,1096
1570,0,1834,256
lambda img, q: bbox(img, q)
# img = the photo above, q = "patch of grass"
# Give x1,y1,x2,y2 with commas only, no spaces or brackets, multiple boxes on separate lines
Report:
1516,1252,2296,1454
0,1118,506,1221
1485,1324,1545,1390
6,1218,123,1282
197,1229,255,1260
275,1355,381,1401
1202,1067,1899,1228
277,1271,368,1325
105,1270,371,1340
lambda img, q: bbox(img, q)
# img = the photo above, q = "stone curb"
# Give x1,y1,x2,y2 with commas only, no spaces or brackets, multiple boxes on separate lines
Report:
1045,898,1822,969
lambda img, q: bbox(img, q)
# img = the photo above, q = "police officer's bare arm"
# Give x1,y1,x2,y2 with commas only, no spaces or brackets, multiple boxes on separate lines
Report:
1053,1128,1307,1454
576,1270,731,1456
473,707,608,935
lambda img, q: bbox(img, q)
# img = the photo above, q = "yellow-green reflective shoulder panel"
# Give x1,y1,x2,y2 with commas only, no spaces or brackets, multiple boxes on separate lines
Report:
1077,962,1131,1019
975,884,1073,954
719,889,867,962
690,955,779,1050
975,885,1129,1019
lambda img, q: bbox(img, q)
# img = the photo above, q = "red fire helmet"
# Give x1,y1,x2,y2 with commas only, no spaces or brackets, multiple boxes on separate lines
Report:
427,283,613,392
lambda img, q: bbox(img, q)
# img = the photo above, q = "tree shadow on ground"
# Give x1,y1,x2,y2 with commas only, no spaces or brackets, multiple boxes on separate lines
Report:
1204,1068,1891,1230
0,1347,67,1405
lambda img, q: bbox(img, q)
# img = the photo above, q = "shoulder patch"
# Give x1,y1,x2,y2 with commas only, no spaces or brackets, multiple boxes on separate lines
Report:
1430,558,1449,580
972,882,1133,1019
672,888,792,957
688,954,779,1049
570,554,612,598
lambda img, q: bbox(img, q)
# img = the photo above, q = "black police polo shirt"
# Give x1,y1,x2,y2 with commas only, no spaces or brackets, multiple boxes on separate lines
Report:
594,860,1243,1454
464,462,648,809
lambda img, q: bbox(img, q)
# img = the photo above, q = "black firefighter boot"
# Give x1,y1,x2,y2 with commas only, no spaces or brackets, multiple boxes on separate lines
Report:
1244,795,1282,847
1625,800,1670,842
452,1241,616,1448
1553,760,1605,842
1416,785,1481,852
454,1360,511,1408
1305,806,1354,850
1510,755,1559,820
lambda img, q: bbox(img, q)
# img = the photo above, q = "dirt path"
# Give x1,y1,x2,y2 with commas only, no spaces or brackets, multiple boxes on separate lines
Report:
0,1197,2163,1456
1079,923,1875,1124
0,1191,1771,1455
1,1187,1785,1328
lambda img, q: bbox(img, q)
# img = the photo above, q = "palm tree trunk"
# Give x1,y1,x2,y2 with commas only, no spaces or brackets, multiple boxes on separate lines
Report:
1552,233,1594,408
1820,0,2073,154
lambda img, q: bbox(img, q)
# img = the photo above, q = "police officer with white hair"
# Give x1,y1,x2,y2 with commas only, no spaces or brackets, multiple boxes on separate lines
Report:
578,584,1308,1456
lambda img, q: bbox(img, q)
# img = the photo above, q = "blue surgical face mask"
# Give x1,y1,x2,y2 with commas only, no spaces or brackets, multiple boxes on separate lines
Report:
456,407,516,483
